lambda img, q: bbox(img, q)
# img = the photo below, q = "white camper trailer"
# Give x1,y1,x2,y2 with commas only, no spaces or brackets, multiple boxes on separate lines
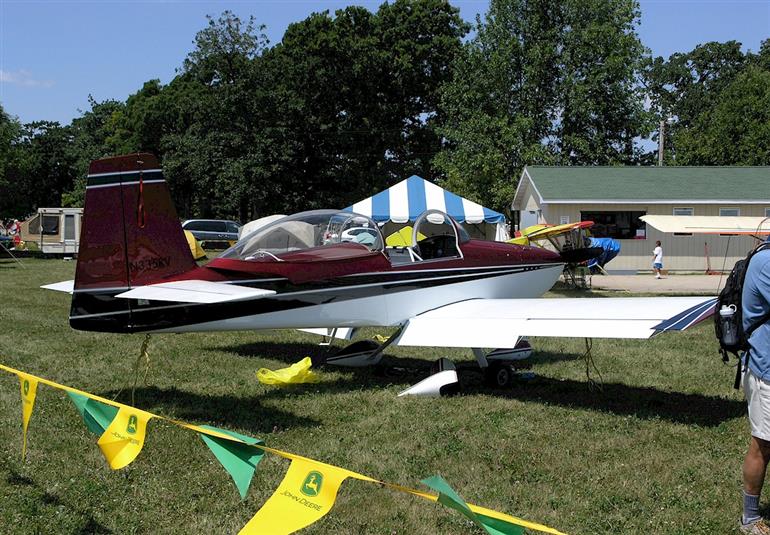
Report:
20,207,83,255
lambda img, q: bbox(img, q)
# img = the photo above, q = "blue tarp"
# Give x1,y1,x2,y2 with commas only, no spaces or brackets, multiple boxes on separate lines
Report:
588,237,621,269
345,175,505,224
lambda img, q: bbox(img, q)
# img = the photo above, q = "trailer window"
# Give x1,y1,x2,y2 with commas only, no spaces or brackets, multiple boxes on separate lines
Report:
41,215,59,235
28,215,41,234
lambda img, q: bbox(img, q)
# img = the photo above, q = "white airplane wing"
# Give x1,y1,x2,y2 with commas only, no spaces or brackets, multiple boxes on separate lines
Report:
398,297,716,348
641,215,770,235
114,280,276,304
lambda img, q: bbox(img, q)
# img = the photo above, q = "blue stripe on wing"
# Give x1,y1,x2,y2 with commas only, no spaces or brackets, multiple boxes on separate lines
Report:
653,298,718,332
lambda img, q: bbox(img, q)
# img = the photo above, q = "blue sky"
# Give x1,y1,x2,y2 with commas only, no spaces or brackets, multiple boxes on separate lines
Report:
1,0,768,125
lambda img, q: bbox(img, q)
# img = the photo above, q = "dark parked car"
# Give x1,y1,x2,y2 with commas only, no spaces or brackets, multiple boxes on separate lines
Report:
182,219,241,245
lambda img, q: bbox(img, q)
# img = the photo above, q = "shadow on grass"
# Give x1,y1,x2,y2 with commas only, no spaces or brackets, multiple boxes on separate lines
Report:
212,340,330,363
2,461,113,533
488,375,745,427
212,341,742,427
96,386,319,434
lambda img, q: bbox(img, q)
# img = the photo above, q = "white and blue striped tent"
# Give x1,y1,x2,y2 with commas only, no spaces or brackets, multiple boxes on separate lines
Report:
345,175,507,239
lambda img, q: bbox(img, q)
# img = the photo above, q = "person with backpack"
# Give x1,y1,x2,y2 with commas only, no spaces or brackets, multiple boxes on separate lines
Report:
740,237,770,534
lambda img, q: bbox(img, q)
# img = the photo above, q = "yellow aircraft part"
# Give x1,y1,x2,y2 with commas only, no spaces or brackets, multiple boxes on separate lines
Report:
184,230,207,260
507,224,549,245
508,222,591,245
526,222,583,240
385,226,426,247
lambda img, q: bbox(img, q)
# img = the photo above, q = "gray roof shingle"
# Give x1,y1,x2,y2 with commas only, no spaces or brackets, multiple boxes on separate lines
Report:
525,166,770,201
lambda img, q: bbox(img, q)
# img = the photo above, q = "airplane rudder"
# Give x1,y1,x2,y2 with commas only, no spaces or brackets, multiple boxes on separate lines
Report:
75,153,194,291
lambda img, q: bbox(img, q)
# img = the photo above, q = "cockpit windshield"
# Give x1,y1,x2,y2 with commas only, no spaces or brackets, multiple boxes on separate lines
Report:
220,210,384,261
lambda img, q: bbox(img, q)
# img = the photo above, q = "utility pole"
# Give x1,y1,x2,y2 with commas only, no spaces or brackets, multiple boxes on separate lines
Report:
658,118,665,166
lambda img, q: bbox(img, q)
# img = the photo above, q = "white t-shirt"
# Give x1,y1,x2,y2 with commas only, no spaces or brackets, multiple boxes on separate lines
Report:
653,246,663,264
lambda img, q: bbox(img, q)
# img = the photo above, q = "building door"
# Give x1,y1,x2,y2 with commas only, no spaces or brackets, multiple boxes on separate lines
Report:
520,209,540,230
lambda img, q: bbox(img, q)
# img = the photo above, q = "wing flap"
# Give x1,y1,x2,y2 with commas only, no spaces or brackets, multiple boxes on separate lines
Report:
397,297,716,348
115,280,275,304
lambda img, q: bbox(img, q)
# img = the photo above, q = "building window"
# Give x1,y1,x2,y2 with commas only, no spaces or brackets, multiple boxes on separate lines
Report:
673,207,693,216
765,208,770,218
581,211,647,240
720,207,740,217
560,216,569,224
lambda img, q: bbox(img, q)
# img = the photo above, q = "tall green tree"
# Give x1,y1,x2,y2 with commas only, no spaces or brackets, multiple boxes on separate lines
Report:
18,121,77,208
0,105,26,216
434,0,561,212
674,65,770,165
645,39,769,165
435,0,649,213
555,0,649,165
166,11,270,220
61,97,126,206
264,0,468,213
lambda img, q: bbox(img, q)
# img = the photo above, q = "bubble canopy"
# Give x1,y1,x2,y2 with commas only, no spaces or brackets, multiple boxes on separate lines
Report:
220,210,384,261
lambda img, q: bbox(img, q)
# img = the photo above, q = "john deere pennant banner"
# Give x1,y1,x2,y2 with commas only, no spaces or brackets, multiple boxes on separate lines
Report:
68,391,152,469
423,475,524,535
239,455,354,535
199,425,265,500
97,406,152,469
68,391,118,435
0,362,566,534
16,372,38,459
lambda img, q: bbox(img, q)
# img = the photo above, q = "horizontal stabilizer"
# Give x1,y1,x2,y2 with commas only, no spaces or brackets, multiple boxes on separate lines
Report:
398,297,716,348
115,280,275,304
40,280,75,294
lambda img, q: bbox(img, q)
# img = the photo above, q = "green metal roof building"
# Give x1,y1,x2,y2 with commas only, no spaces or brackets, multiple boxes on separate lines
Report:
512,166,770,272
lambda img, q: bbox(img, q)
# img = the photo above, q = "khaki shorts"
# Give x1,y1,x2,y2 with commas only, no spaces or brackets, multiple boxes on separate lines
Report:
745,368,770,441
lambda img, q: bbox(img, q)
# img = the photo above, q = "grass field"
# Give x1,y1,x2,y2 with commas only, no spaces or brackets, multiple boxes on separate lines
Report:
0,257,753,534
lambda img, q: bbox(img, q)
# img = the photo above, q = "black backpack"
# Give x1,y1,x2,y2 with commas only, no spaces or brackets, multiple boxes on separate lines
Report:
715,243,770,388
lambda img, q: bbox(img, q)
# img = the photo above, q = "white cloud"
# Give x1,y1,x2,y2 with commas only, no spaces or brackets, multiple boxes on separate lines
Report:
0,69,54,88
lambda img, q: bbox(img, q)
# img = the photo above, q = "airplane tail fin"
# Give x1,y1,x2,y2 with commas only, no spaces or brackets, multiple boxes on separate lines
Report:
70,154,195,332
74,153,195,292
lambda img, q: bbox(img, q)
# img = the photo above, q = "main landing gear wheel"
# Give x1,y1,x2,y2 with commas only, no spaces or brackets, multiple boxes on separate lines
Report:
485,363,515,388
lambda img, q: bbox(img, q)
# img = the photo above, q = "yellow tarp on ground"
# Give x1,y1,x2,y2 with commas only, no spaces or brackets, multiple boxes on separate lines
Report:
184,230,207,260
257,357,320,386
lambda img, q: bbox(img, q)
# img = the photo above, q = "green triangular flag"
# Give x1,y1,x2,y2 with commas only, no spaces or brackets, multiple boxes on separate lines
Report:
68,392,119,436
199,425,265,500
421,475,524,535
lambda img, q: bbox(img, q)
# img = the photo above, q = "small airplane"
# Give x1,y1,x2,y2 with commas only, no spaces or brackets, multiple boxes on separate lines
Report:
44,154,716,390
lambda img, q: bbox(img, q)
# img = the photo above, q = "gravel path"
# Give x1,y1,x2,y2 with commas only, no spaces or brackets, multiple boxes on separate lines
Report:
589,274,725,294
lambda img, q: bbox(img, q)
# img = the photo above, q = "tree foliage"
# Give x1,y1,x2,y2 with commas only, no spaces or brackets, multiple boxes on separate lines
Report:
435,0,650,213
2,2,768,224
644,39,770,165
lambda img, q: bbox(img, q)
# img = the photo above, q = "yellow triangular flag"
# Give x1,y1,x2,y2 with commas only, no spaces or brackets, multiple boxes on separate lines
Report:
96,406,152,469
239,456,351,534
17,372,38,459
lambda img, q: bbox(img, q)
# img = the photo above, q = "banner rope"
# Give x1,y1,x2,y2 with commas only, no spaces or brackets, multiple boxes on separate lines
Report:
0,362,566,535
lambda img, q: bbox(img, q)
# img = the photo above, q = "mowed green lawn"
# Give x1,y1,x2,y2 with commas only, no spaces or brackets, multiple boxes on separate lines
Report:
0,257,752,534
